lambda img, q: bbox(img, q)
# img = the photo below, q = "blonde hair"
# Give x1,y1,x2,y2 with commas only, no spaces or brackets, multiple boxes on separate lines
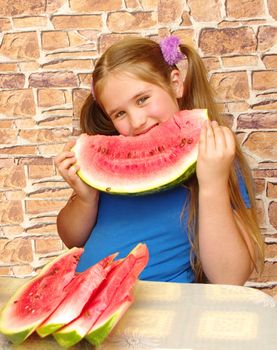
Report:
80,37,264,282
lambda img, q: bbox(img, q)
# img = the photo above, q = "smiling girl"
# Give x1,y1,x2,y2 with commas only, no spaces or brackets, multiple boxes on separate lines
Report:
55,36,264,284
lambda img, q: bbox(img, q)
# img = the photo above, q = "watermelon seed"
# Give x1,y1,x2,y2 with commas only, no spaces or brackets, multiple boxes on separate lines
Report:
187,138,193,144
106,187,111,192
13,300,18,304
127,152,131,158
97,147,102,152
180,138,187,147
158,146,164,152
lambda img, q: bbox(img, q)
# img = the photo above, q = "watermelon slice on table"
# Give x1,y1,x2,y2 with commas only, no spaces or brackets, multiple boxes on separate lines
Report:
86,295,133,346
36,252,117,337
0,247,83,345
74,109,208,195
53,243,149,348
86,244,149,346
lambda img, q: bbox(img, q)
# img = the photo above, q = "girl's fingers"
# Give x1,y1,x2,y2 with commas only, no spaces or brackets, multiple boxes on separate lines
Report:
59,157,77,171
223,127,236,153
206,120,215,151
199,121,207,153
55,151,75,165
211,121,226,151
63,139,76,152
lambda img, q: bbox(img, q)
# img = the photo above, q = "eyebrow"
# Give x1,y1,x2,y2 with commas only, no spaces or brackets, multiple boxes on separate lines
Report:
107,89,151,116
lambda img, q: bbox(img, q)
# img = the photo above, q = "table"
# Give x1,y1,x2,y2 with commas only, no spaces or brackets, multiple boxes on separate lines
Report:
0,277,276,349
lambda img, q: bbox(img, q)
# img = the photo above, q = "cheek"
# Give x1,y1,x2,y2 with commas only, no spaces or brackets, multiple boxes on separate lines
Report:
150,98,179,123
113,120,130,136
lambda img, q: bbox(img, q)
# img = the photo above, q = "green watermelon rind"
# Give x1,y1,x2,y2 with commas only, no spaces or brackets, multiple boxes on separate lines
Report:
0,327,31,346
37,323,64,338
75,109,208,195
53,328,83,348
0,247,83,345
77,153,196,196
85,310,120,346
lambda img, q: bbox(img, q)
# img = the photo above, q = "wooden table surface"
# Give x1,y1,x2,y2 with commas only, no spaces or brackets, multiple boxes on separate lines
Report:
0,277,277,350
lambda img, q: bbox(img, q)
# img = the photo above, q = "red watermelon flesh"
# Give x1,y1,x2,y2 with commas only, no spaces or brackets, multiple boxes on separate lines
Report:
74,109,208,194
53,243,149,348
36,252,117,337
86,244,149,345
0,247,83,345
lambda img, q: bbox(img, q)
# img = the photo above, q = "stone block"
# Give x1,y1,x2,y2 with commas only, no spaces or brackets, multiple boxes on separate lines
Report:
51,15,102,30
0,32,39,60
243,132,277,162
29,72,78,88
107,11,157,32
226,0,265,18
200,27,256,55
187,0,221,21
210,72,249,101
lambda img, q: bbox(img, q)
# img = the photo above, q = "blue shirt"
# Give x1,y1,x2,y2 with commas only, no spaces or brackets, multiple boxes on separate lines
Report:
77,175,250,283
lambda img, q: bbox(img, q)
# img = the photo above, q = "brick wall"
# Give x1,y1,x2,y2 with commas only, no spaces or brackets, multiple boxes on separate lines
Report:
0,0,276,295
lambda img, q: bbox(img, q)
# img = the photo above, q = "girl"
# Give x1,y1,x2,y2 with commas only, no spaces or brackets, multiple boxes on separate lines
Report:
55,36,264,285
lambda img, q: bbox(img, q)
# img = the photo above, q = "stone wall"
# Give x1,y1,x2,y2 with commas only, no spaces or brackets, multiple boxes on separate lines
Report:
0,0,276,295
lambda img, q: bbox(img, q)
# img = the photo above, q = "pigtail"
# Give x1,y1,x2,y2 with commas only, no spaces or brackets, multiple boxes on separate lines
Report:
80,93,118,135
179,44,264,282
179,44,221,123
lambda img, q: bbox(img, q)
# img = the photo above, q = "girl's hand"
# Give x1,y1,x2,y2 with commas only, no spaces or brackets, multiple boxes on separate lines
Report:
55,139,98,202
196,120,236,190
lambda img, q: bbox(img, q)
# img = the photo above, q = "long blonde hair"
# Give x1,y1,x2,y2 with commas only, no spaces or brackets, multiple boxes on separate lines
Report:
80,37,264,281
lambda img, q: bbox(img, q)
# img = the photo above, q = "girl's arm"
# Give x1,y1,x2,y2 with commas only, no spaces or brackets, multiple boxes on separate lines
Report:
57,190,99,248
197,121,255,285
55,140,100,248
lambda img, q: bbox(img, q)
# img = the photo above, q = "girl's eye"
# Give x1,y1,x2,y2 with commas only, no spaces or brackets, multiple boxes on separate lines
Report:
137,96,149,105
114,111,125,119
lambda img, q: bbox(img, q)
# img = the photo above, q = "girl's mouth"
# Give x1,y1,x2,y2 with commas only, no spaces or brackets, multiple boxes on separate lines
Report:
136,124,158,136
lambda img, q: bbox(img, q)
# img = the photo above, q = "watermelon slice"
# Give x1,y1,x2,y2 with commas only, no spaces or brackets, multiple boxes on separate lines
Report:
86,295,133,346
86,244,149,346
0,247,83,345
74,109,208,194
36,253,116,337
53,243,149,348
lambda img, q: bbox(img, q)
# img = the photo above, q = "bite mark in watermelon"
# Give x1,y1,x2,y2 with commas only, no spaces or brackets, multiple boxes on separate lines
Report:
36,253,116,338
53,243,149,348
0,247,83,345
74,109,208,195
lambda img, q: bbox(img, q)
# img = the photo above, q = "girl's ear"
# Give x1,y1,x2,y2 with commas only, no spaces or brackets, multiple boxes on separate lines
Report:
170,69,184,98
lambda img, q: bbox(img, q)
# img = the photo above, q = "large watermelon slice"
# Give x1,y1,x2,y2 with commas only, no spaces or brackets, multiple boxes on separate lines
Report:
74,109,208,194
0,247,83,345
36,253,116,337
53,243,149,348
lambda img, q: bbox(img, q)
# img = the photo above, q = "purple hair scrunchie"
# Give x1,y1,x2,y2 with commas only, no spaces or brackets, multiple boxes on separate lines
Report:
160,36,184,66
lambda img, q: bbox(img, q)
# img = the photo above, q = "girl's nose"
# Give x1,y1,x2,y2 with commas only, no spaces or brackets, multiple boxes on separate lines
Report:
129,111,147,134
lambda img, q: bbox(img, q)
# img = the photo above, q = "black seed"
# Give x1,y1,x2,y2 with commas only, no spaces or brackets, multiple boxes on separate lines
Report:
180,138,187,147
106,187,111,192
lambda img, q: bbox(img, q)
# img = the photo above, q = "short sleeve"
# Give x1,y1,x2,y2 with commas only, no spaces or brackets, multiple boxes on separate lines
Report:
236,168,251,209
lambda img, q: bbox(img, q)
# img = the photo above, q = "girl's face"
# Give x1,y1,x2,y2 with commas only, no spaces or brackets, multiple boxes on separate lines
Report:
99,71,184,136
